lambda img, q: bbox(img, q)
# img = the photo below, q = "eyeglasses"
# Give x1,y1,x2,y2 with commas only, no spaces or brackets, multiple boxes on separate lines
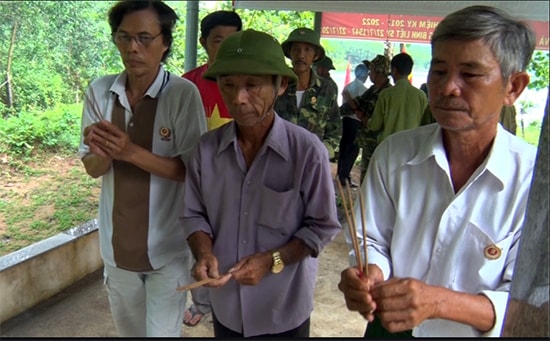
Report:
112,32,162,47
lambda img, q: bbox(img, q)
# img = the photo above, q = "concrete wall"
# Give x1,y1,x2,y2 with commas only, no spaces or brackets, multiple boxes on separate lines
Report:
0,219,103,323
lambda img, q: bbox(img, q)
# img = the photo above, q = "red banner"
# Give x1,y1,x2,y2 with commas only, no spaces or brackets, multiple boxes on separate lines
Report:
321,12,549,50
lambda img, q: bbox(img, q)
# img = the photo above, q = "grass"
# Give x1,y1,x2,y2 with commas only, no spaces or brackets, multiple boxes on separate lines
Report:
0,151,100,256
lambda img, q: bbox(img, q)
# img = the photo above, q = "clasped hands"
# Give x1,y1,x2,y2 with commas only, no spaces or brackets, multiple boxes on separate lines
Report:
338,264,438,333
83,120,133,161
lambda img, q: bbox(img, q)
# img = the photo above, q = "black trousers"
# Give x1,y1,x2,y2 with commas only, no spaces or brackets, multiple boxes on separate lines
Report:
337,116,361,182
213,312,310,338
365,316,413,338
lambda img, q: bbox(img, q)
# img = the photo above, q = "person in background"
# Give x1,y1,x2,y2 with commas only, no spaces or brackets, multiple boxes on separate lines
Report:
315,56,338,91
275,27,340,161
79,0,206,337
181,9,242,327
500,104,518,135
336,62,369,187
338,5,536,337
420,82,429,98
183,10,242,132
342,63,369,101
367,52,428,144
182,29,341,338
340,55,392,182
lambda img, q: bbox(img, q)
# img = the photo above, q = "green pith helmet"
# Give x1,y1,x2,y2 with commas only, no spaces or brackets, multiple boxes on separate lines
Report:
281,27,325,61
315,56,335,70
203,29,297,82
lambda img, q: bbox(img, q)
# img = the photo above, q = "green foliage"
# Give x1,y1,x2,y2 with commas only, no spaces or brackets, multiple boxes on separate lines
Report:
0,1,119,117
0,1,317,116
0,103,82,157
527,51,549,91
518,119,543,146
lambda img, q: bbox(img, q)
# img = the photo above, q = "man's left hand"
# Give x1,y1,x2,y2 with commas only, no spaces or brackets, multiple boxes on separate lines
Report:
370,277,439,333
228,252,272,286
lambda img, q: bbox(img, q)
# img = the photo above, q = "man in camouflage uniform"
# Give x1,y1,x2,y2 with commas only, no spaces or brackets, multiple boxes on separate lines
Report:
340,55,391,182
315,56,338,91
275,28,340,160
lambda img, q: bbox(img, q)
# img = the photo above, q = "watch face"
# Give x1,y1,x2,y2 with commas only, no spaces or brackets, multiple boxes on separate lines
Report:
272,262,284,274
271,251,284,274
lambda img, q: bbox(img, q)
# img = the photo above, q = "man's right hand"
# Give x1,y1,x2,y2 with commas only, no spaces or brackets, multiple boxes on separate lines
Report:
193,251,232,288
338,264,384,322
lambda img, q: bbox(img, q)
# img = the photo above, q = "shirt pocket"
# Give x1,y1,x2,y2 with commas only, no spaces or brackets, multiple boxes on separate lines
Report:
452,222,515,292
255,185,302,251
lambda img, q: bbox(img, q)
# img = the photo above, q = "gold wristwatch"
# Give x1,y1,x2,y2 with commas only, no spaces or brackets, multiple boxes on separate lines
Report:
271,250,285,274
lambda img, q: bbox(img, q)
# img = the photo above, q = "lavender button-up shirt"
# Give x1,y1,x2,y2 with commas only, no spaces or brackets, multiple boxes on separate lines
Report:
182,114,341,337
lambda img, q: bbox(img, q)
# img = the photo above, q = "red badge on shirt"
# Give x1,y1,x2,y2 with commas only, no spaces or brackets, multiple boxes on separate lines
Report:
159,127,171,141
484,244,502,260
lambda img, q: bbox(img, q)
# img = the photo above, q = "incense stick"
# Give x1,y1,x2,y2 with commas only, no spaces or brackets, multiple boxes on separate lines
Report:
84,91,105,122
176,277,219,292
357,184,368,276
336,178,363,272
336,177,368,277
345,182,363,272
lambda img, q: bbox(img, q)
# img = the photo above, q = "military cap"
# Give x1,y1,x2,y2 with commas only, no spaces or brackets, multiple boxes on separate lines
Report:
362,54,391,76
203,29,297,82
315,56,335,70
281,28,325,61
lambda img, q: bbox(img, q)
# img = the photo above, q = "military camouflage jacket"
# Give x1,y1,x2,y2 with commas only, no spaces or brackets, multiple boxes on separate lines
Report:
339,80,391,148
275,70,340,157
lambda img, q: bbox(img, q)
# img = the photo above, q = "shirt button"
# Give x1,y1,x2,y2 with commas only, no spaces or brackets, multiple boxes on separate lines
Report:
242,240,247,244
246,181,251,185
244,211,248,216
129,122,134,127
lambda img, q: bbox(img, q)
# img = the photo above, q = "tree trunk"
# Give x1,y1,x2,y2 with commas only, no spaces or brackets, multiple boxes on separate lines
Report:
5,21,18,114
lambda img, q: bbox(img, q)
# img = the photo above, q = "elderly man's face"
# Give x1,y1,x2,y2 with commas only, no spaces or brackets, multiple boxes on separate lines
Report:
289,42,317,74
113,8,168,79
218,74,287,127
428,39,516,133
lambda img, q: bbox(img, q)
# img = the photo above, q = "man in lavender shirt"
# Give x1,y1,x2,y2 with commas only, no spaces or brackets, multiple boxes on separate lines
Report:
181,29,341,338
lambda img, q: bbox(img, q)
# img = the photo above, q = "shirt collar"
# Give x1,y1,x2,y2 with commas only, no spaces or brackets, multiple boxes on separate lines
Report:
216,114,290,161
407,124,444,167
217,121,238,155
407,124,510,190
310,70,323,89
109,65,169,99
484,124,513,189
288,69,323,93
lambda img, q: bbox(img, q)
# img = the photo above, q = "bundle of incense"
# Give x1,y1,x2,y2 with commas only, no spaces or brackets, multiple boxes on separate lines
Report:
336,178,368,277
84,91,105,122
176,277,219,292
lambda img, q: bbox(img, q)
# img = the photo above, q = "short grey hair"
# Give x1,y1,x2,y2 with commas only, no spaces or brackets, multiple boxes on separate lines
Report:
431,5,535,81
